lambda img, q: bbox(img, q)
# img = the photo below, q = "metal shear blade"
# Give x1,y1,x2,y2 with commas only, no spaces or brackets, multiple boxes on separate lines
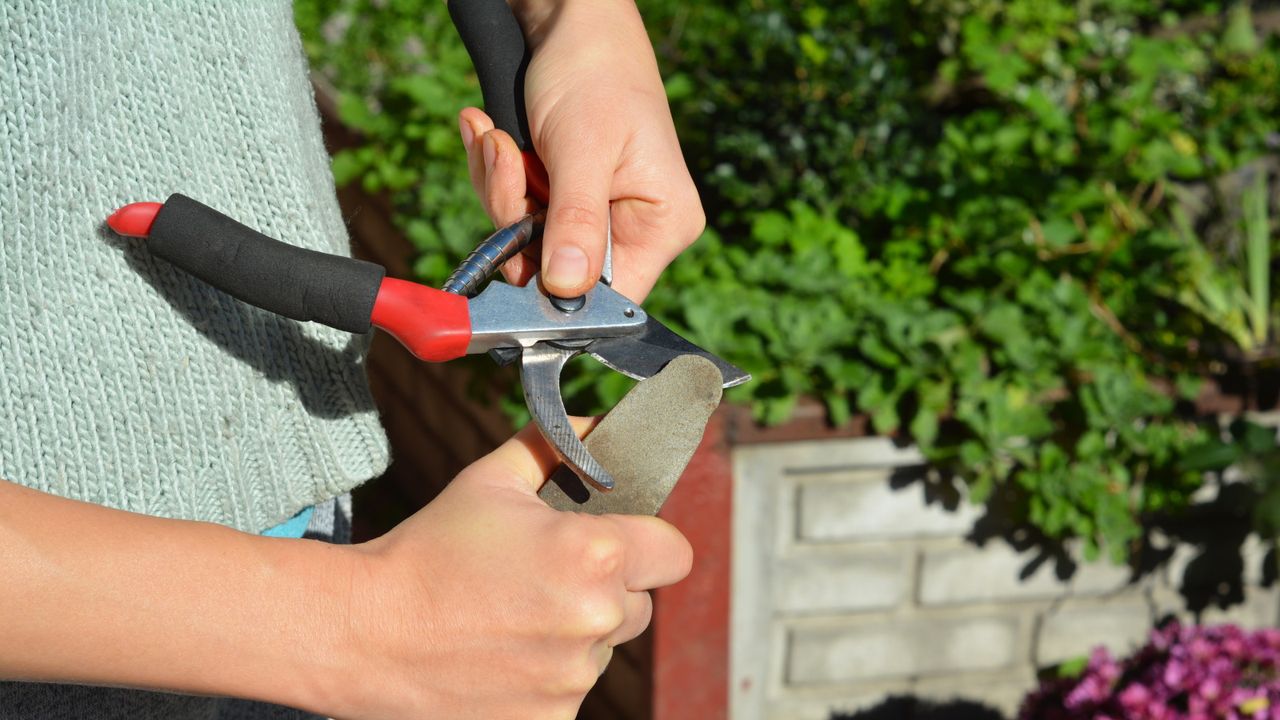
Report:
588,318,751,389
520,343,619,490
497,283,748,492
462,218,750,493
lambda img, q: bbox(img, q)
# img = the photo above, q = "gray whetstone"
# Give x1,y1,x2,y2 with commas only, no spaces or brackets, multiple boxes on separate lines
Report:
538,354,724,515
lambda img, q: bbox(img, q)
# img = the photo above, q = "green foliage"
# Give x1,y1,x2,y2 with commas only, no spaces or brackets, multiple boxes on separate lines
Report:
295,0,1280,565
1244,169,1274,349
1054,655,1092,680
296,0,491,274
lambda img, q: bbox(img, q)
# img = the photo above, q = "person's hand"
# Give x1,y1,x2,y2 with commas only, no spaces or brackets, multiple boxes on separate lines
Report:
335,419,693,719
457,0,705,302
0,420,689,720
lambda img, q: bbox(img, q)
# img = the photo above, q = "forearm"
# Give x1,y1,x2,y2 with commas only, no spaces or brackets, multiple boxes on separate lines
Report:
0,479,352,713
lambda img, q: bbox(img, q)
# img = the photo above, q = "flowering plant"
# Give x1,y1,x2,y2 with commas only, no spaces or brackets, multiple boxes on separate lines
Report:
1020,623,1280,719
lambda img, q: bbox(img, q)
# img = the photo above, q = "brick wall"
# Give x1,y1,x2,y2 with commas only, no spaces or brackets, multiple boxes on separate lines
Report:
730,437,1280,720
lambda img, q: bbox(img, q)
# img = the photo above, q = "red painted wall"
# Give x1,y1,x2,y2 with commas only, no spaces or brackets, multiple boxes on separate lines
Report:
653,411,734,720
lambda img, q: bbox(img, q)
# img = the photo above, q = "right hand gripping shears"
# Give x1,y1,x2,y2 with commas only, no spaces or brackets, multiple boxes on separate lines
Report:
104,0,748,494
107,193,747,493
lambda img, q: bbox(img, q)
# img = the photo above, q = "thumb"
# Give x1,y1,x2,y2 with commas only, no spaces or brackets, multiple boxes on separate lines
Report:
458,416,599,494
538,139,617,298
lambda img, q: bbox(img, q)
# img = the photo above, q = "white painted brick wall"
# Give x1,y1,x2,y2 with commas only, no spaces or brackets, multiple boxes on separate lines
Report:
773,548,911,614
1035,601,1153,665
1166,532,1274,588
753,670,1038,720
797,471,981,542
914,671,1039,716
787,615,1019,684
1201,584,1280,629
761,688,906,720
919,543,1130,605
731,436,1280,720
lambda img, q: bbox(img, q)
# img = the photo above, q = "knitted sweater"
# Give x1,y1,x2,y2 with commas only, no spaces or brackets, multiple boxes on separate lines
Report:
0,1,391,532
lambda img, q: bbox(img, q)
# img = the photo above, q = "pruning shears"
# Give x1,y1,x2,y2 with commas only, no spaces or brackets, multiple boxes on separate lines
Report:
105,0,748,496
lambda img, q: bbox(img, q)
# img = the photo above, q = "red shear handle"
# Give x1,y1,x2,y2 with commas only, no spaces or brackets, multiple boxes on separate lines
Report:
371,277,472,362
523,152,550,206
109,196,473,361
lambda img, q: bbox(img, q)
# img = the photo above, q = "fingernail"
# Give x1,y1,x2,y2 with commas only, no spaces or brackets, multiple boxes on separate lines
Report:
544,246,589,291
459,117,474,147
482,133,497,173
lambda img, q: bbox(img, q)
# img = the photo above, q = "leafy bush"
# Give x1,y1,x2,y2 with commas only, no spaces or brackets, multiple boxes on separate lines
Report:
295,0,1280,564
295,0,490,277
1020,622,1280,719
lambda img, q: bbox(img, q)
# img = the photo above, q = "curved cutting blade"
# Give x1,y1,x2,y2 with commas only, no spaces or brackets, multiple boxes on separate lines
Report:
588,317,750,388
539,354,724,515
520,343,617,491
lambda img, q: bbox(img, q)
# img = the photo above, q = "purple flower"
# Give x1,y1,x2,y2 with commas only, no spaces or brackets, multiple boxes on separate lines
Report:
1020,623,1280,720
1199,676,1222,700
1119,682,1151,709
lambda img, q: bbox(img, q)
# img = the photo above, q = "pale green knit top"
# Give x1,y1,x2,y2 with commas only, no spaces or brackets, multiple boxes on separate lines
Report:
0,1,392,533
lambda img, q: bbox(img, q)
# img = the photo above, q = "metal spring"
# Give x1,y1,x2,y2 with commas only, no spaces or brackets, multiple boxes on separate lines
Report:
441,211,545,297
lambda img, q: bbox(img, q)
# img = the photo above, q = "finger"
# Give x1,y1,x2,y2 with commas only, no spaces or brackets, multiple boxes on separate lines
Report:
605,591,653,647
498,248,538,287
459,108,495,216
591,643,614,678
604,514,693,591
539,136,616,297
481,129,531,227
460,416,601,494
607,192,706,302
481,128,539,285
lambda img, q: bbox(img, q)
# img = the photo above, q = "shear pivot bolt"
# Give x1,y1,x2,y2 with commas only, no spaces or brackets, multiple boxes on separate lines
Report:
550,294,586,313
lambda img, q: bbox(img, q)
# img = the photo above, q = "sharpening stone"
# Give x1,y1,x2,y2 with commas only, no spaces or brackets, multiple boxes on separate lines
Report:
538,354,724,515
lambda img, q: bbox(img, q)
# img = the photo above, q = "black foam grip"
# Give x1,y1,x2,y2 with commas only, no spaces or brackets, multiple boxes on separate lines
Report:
147,194,385,335
448,0,532,151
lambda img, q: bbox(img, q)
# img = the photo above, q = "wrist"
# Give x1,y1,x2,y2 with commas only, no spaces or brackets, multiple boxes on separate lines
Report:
230,537,369,716
287,537,431,719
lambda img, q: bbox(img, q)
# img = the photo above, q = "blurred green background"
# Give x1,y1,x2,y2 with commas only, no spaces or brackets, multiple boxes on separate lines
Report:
294,0,1280,567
